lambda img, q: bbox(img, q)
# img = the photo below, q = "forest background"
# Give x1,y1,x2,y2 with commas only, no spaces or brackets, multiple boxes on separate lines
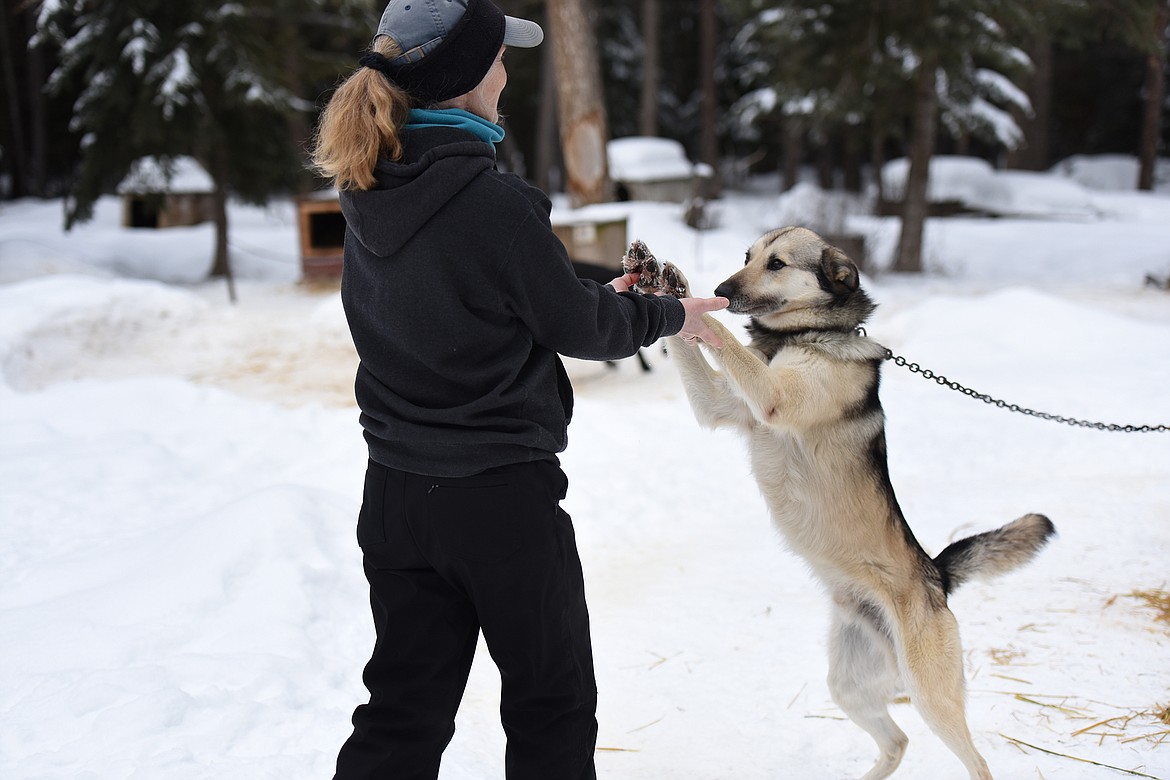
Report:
1,0,1167,274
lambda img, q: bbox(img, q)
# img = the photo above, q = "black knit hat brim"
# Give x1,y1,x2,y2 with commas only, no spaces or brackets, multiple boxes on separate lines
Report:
384,0,505,104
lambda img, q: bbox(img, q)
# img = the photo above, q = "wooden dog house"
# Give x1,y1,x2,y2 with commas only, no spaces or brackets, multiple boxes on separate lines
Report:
296,190,347,278
551,216,628,271
118,156,216,229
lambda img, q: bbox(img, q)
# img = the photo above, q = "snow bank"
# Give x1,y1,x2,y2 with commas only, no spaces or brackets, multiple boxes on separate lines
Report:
879,287,1170,421
882,156,1100,219
851,214,1170,283
1050,154,1170,193
1051,154,1141,191
2,182,1169,780
772,182,869,234
1090,189,1170,223
0,196,301,284
0,275,206,390
0,377,368,779
964,170,1098,219
0,198,216,283
881,155,997,205
883,154,1170,220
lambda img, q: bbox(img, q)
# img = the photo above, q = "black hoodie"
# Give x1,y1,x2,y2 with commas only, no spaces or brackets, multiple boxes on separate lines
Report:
340,127,686,477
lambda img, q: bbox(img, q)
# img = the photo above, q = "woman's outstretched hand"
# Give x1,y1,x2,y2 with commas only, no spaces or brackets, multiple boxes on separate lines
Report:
677,296,729,348
607,269,728,347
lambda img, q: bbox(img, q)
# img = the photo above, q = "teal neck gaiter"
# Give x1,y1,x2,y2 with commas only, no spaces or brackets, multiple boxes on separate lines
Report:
404,108,505,147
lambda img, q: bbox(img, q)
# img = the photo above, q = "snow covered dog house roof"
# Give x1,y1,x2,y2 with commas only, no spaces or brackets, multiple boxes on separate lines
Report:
117,156,215,195
881,155,1100,220
607,137,710,183
607,137,714,204
118,156,217,230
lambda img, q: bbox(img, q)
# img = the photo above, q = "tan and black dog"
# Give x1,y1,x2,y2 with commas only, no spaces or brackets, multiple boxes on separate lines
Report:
628,228,1054,780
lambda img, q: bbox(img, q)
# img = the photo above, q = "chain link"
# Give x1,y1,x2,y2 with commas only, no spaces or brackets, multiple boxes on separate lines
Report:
879,348,1169,434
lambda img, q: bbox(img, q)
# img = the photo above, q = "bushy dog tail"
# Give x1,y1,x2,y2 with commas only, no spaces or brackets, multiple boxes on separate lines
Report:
934,514,1055,594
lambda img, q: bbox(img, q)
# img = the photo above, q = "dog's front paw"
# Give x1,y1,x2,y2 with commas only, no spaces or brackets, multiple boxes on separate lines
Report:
622,239,665,294
623,240,691,298
661,262,690,299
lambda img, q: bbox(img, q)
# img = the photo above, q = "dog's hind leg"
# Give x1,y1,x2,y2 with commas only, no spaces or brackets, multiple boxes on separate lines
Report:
827,599,908,780
892,600,993,780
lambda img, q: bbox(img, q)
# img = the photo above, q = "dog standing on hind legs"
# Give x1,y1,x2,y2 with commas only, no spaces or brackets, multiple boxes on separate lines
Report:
624,228,1055,780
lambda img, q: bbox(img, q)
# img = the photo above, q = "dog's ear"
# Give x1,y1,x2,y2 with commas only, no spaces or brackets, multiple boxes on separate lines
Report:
820,246,859,293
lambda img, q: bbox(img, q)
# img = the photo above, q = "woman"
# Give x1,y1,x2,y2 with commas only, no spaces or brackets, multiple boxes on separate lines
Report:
313,1,728,778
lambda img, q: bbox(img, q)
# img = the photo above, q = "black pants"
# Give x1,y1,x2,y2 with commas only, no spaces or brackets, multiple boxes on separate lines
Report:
334,459,598,780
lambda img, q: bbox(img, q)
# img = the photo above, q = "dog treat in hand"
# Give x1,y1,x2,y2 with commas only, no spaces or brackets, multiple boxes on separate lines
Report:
622,239,689,298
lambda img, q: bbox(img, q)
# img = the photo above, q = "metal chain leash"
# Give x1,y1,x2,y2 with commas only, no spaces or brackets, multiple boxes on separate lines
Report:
856,331,1169,433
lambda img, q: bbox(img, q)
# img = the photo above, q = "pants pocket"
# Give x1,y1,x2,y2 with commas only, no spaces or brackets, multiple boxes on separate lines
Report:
425,476,528,563
357,460,390,546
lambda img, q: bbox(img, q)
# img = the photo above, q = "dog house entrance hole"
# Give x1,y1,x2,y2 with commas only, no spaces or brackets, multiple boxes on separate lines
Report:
308,209,346,250
128,197,161,228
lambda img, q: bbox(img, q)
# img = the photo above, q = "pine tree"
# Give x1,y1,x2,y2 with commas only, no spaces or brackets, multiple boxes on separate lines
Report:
35,0,368,289
595,0,710,157
888,0,1035,272
722,0,1035,269
723,0,909,191
1083,0,1170,190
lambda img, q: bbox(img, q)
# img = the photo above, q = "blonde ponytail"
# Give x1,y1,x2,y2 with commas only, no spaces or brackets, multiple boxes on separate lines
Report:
312,38,413,191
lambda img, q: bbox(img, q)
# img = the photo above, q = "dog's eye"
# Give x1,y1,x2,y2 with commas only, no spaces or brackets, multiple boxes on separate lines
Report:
768,258,786,271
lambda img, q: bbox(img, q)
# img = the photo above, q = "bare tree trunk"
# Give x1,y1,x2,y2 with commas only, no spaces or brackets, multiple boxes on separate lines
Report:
698,0,719,195
210,185,237,302
870,121,886,204
842,125,862,193
1006,29,1052,171
535,30,560,193
638,0,660,137
548,0,611,206
282,23,310,195
894,56,938,273
865,11,886,202
207,146,237,303
211,188,237,303
954,128,970,156
26,10,48,196
0,2,27,196
816,139,834,189
1137,2,1169,191
782,119,802,192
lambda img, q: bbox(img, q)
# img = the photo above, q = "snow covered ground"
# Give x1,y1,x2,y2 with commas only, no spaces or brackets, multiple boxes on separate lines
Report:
1,163,1169,780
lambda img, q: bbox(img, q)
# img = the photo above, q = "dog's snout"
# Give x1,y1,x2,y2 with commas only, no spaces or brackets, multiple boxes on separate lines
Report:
714,281,736,300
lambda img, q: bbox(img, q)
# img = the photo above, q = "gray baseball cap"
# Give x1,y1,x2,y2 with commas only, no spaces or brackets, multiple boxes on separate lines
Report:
368,0,542,103
376,0,543,64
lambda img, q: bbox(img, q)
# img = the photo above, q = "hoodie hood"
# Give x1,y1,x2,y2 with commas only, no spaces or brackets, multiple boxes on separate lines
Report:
339,127,495,257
